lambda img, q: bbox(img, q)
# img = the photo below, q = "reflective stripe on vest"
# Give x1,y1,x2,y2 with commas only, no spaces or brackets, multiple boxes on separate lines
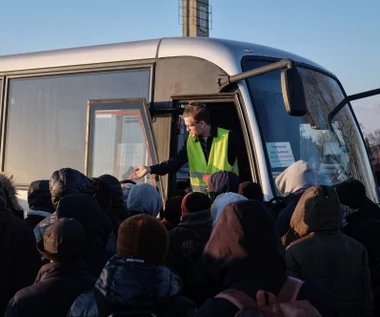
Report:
187,127,239,193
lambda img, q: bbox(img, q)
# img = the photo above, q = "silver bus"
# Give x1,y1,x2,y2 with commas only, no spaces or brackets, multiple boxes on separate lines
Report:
0,37,379,206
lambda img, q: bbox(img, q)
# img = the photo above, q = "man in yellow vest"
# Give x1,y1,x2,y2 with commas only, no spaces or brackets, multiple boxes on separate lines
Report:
130,103,241,193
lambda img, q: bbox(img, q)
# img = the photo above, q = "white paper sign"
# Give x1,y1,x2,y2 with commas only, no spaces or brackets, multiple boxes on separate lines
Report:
266,142,295,168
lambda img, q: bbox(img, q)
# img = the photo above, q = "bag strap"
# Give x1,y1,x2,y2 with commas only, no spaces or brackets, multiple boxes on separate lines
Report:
215,288,258,310
277,276,304,302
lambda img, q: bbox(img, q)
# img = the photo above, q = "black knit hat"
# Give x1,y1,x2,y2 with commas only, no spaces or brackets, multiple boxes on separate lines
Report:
238,181,264,202
37,218,87,262
117,214,169,265
335,178,366,209
181,192,211,215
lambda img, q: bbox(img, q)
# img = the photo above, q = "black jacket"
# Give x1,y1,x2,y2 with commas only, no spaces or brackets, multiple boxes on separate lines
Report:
68,255,198,317
55,194,116,277
5,260,96,317
0,183,41,316
343,198,380,273
150,126,244,177
197,200,338,317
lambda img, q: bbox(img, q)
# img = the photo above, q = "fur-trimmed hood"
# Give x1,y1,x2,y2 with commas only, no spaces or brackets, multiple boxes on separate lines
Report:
0,172,23,217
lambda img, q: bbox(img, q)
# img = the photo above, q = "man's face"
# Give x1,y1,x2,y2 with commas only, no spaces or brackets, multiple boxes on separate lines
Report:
184,116,204,137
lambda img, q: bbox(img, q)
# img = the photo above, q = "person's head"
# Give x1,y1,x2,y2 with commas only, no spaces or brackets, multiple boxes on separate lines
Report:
27,179,54,213
208,171,240,202
290,185,343,239
117,214,169,265
127,183,162,217
211,192,248,226
163,196,183,225
91,177,112,211
334,178,367,209
238,181,264,202
204,200,285,287
183,102,211,138
37,218,87,262
181,192,211,216
49,168,94,209
275,160,317,196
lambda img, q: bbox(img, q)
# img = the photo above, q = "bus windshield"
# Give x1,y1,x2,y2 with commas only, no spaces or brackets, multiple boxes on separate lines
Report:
244,59,377,201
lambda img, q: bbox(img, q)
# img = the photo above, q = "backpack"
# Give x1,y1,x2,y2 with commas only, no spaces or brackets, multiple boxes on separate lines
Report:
215,277,322,317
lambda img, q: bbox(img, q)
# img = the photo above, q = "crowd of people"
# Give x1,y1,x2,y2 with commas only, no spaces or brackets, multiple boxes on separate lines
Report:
0,160,379,317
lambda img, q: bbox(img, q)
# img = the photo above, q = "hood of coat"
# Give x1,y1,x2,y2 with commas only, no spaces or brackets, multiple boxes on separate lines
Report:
275,160,317,196
0,172,23,214
211,192,248,226
95,255,181,307
127,183,162,217
27,180,54,213
203,200,285,288
290,185,343,238
49,168,94,208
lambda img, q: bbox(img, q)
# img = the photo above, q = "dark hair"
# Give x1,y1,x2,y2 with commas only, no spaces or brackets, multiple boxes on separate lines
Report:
183,102,210,124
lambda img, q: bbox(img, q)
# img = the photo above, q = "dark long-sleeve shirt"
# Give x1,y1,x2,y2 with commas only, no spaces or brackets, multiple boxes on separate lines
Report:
149,126,245,176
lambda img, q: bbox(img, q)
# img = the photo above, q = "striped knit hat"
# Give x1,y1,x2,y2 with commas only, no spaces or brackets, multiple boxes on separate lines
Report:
181,192,211,215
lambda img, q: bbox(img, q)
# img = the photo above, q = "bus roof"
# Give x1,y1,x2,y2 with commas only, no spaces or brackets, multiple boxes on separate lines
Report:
0,37,330,76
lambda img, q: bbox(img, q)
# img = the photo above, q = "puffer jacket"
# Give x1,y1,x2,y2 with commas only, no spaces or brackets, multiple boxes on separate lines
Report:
55,194,116,277
68,255,198,317
285,185,373,317
275,160,317,236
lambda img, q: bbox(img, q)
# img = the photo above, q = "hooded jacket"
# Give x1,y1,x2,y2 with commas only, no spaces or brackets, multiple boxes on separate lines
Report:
284,185,373,317
0,182,41,315
68,255,197,317
126,183,162,217
5,260,96,317
275,160,317,237
55,195,116,277
196,200,338,317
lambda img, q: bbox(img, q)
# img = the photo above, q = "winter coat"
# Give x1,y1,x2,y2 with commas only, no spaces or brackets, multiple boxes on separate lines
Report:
68,255,198,317
0,182,41,315
196,200,338,317
275,160,317,236
55,194,116,277
5,260,96,317
285,185,373,317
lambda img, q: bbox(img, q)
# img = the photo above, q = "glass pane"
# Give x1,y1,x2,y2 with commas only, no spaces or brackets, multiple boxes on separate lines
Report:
244,60,376,201
89,108,150,182
5,69,150,184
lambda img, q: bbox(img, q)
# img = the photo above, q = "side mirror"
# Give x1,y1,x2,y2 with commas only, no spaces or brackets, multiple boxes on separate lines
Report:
281,67,307,116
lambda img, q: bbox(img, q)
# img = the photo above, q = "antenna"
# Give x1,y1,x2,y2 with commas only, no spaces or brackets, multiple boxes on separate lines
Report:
179,0,212,37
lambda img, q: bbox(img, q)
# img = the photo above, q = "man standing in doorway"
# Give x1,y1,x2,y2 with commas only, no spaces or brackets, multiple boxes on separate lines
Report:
130,102,243,193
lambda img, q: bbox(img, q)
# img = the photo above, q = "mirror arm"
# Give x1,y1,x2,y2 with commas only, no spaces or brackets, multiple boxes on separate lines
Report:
328,88,380,130
218,59,295,92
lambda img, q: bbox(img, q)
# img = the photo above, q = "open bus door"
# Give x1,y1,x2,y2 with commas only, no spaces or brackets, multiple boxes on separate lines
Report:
85,98,164,201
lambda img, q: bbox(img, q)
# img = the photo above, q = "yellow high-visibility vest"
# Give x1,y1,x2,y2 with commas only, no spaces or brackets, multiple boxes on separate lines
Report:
187,127,238,193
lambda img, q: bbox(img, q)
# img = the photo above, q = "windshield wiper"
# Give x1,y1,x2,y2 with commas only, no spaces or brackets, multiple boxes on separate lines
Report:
328,88,380,130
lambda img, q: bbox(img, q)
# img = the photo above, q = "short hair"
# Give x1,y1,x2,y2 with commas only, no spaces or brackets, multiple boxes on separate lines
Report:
183,102,210,124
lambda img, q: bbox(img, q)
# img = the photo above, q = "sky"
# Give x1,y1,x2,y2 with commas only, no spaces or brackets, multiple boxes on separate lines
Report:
1,0,379,133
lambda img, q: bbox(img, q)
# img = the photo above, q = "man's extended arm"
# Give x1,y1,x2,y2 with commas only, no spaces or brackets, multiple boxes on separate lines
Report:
149,143,189,175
